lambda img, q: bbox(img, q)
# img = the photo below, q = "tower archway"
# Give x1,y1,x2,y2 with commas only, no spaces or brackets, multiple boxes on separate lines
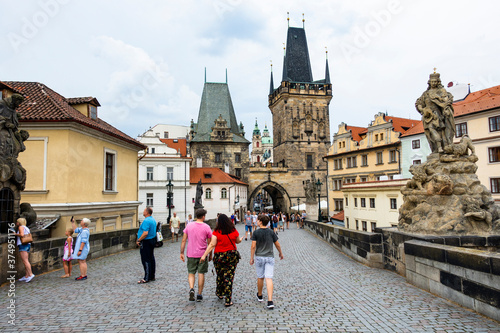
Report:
248,181,291,213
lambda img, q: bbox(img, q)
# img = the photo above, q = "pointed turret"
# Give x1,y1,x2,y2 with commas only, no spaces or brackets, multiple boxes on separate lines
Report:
325,53,331,84
269,66,275,95
253,118,261,136
282,26,313,83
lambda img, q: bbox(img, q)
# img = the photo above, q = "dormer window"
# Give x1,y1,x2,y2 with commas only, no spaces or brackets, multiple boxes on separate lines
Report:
90,105,97,120
204,173,212,179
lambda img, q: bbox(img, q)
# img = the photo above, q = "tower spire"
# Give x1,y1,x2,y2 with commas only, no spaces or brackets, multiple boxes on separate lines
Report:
204,67,206,83
325,47,330,84
225,68,228,84
287,12,290,27
269,61,274,95
302,13,305,28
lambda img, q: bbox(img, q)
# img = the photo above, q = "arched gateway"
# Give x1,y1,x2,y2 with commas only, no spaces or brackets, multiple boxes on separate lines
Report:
248,180,291,213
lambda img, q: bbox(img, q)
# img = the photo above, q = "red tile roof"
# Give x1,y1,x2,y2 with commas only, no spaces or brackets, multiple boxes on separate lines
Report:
400,121,424,137
331,210,344,221
346,126,366,142
453,85,500,117
385,116,420,134
190,168,248,186
1,81,145,150
160,138,187,157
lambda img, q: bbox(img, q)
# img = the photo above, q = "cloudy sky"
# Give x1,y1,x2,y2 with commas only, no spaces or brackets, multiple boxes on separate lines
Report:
1,0,499,140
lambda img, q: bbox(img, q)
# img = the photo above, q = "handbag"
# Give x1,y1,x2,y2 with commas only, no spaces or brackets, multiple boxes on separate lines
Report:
226,234,241,261
156,231,163,242
21,231,33,245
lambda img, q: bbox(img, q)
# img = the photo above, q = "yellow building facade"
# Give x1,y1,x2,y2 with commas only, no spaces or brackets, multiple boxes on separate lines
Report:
326,112,419,218
1,81,146,237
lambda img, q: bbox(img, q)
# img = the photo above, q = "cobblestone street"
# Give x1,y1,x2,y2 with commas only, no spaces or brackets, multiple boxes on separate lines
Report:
1,224,499,332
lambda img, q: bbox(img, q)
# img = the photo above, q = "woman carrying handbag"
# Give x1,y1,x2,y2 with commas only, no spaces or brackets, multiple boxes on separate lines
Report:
200,214,242,307
14,218,35,283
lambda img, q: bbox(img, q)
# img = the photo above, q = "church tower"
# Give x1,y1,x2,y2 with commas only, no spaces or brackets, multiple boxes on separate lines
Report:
269,24,332,171
251,119,263,165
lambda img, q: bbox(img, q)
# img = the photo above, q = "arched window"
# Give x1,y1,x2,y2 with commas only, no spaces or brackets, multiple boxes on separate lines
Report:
205,188,212,199
256,142,260,148
221,188,227,199
257,156,260,162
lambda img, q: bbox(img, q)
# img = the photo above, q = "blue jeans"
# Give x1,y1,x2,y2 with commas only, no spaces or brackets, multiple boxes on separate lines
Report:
18,244,31,252
255,256,275,279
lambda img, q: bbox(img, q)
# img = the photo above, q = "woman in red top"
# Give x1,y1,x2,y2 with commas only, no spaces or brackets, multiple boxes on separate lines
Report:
201,214,242,307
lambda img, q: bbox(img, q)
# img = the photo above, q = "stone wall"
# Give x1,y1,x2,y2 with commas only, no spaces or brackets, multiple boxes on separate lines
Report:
405,240,500,321
305,220,383,269
0,223,185,285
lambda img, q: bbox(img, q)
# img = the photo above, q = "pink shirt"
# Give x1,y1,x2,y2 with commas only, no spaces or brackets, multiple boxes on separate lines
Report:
184,221,212,258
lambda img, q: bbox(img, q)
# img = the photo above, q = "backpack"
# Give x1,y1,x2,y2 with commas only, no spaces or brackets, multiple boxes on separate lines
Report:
273,215,278,223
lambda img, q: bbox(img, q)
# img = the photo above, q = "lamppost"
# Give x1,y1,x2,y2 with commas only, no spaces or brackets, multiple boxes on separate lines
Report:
297,197,301,213
316,178,323,222
166,179,173,225
234,194,240,223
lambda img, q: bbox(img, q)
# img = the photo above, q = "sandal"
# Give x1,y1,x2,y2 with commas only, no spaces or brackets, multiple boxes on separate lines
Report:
224,302,234,307
137,279,148,284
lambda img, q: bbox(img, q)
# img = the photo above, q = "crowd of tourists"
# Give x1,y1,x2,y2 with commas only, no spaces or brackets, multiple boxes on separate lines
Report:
12,206,309,309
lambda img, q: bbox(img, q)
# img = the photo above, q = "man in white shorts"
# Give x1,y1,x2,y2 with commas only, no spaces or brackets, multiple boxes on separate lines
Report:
170,212,181,243
250,214,284,309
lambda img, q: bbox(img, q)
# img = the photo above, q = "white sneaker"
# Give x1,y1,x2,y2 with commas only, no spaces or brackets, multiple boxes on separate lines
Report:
19,276,27,282
25,274,35,283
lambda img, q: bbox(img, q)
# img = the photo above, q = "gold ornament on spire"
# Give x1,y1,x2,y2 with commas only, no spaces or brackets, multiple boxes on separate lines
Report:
433,67,437,73
287,12,290,27
302,13,305,28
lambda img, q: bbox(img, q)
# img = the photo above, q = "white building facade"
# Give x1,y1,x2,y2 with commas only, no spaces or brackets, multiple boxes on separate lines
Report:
399,123,431,178
138,129,191,224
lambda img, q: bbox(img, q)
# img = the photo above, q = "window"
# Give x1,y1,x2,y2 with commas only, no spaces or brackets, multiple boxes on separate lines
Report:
345,197,348,207
413,160,421,165
205,188,212,199
390,198,397,210
346,156,357,168
306,154,313,169
235,153,241,163
146,167,153,181
257,156,260,163
215,153,222,163
362,221,367,231
89,105,97,120
489,116,500,132
361,198,366,208
376,152,383,164
338,142,342,149
389,150,397,163
371,222,377,232
455,123,468,137
375,134,379,141
235,168,242,178
151,148,155,154
167,167,174,180
361,155,368,166
491,178,500,193
334,158,343,170
360,177,367,182
333,179,342,191
370,198,375,208
412,139,420,149
104,151,116,191
146,193,153,206
221,188,227,199
164,131,169,138
204,173,212,179
355,220,359,230
354,198,358,207
334,199,343,211
346,218,349,229
344,177,356,184
380,133,384,141
256,142,260,148
488,147,500,163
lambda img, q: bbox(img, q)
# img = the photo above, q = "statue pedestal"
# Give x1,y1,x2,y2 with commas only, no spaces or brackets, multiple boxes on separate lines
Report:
306,203,318,222
193,204,204,215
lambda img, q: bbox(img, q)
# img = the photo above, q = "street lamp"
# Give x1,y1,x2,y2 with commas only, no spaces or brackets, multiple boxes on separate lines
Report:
315,178,323,222
166,179,173,224
297,197,300,212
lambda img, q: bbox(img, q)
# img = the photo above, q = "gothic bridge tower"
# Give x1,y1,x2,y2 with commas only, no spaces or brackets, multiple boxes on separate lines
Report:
248,20,332,213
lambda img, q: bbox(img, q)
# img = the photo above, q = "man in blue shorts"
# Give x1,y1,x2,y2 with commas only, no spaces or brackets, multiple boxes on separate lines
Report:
244,210,253,240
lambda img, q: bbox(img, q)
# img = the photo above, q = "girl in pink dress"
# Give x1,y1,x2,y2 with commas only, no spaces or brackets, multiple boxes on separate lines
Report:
61,227,74,278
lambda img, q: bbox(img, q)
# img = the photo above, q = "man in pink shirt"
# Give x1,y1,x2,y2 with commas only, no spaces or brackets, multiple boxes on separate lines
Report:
180,208,212,302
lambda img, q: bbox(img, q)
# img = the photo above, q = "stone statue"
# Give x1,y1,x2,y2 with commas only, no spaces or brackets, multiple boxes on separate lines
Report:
194,179,203,208
303,173,317,204
399,72,500,235
0,93,28,189
415,71,455,153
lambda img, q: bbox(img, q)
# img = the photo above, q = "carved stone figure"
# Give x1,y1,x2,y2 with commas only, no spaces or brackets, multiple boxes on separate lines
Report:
399,72,500,235
303,173,317,204
415,71,455,153
194,179,203,208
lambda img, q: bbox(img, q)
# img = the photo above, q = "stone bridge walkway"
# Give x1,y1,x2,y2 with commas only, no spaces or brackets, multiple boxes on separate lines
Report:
1,224,499,332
